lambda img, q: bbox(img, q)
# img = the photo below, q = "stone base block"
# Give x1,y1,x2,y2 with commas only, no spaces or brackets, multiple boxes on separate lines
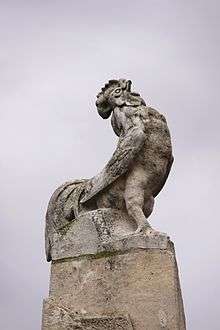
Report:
42,242,185,330
49,209,169,261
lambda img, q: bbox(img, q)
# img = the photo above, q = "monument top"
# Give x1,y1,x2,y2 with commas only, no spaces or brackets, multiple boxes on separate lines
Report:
42,80,186,330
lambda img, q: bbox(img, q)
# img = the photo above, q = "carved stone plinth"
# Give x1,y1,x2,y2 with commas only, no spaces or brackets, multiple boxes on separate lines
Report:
42,209,185,330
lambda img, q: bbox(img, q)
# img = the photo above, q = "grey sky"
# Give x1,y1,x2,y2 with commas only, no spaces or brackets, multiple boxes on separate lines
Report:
0,1,220,329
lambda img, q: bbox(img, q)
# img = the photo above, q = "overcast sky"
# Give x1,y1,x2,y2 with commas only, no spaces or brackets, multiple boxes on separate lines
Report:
0,1,220,329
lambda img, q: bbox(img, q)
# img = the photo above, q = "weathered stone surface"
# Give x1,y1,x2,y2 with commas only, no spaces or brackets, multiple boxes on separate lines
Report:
42,242,185,330
42,300,133,330
49,208,169,261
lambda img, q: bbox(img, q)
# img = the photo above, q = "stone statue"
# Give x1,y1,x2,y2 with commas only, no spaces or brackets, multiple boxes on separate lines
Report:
45,79,173,261
42,83,186,329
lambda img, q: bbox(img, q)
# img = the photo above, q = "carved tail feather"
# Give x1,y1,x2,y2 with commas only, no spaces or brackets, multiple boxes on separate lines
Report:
45,180,87,261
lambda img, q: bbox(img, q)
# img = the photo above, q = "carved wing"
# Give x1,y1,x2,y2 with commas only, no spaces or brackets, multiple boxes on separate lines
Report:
81,127,145,203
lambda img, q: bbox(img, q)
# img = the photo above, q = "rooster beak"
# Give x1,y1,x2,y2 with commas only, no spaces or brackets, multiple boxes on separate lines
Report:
126,80,132,92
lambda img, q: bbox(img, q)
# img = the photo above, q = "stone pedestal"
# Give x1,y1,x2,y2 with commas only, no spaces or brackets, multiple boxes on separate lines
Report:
42,209,186,329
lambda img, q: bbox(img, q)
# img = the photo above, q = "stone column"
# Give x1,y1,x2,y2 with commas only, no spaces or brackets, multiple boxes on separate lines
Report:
42,209,186,330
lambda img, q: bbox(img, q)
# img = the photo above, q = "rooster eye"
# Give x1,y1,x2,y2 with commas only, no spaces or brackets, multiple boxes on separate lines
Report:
114,88,121,94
